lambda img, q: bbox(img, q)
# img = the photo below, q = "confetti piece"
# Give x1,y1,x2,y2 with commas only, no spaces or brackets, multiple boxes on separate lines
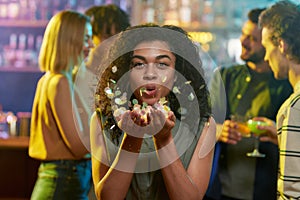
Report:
140,87,146,96
112,66,117,73
172,86,181,94
188,93,195,101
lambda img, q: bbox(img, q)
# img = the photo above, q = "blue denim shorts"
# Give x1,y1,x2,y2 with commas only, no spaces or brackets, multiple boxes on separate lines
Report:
30,159,92,200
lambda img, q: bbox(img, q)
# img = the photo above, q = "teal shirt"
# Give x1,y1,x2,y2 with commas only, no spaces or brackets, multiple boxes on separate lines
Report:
103,119,206,200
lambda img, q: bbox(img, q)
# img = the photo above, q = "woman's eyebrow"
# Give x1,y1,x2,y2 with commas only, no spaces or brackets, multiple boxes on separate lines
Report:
131,54,172,61
131,55,146,61
156,55,172,60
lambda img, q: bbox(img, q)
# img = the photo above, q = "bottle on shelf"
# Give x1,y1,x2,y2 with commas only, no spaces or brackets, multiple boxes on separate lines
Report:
17,112,31,137
25,34,38,68
2,33,17,68
0,105,17,138
7,0,20,19
15,33,26,68
0,1,8,19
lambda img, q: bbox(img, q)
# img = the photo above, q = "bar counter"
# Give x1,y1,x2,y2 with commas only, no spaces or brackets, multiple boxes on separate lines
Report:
0,136,30,149
0,136,39,200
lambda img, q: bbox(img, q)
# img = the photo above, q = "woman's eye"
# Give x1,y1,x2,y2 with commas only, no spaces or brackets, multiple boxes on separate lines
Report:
130,61,170,69
132,62,145,68
156,62,169,68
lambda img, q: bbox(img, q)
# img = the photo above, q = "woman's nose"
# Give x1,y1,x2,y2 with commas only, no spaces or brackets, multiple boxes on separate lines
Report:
143,63,157,79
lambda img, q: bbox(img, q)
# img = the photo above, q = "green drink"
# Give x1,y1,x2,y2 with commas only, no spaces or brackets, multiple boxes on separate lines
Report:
246,119,267,158
247,120,267,135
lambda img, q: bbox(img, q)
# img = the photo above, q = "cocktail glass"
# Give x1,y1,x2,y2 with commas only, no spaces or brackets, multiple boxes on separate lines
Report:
230,115,251,137
246,119,267,158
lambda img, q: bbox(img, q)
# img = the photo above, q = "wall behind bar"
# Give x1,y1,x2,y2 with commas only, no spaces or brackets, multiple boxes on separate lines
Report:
0,71,43,113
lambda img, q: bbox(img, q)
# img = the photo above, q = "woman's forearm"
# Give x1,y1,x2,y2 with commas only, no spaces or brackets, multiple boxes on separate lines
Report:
97,134,143,200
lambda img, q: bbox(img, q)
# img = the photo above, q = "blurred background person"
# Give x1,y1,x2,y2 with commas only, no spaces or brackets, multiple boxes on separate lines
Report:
205,7,293,200
72,4,131,123
258,1,300,198
29,10,93,200
85,4,131,46
72,5,131,199
72,3,131,134
84,4,131,71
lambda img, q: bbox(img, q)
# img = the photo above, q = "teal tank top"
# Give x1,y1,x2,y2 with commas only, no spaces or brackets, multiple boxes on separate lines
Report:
102,119,205,200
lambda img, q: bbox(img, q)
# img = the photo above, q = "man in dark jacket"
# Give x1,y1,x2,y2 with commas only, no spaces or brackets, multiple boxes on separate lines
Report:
205,8,292,200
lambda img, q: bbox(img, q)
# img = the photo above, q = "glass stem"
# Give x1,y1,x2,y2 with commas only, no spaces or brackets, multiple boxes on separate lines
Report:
254,136,259,150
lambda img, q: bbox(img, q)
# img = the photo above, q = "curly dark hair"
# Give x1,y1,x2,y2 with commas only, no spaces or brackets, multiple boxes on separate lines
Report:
95,23,211,144
259,0,300,63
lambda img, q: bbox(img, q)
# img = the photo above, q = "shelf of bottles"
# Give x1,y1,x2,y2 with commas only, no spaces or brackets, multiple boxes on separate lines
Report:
131,0,249,66
131,0,230,32
0,0,131,71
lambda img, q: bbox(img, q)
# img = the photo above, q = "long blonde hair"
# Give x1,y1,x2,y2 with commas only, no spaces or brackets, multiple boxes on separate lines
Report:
39,10,90,73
